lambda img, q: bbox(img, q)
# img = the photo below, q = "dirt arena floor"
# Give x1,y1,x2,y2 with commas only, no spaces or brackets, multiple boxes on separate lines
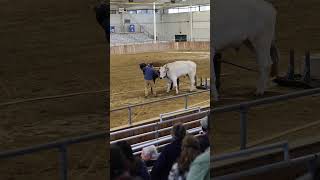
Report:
0,0,107,179
212,0,320,155
110,51,210,128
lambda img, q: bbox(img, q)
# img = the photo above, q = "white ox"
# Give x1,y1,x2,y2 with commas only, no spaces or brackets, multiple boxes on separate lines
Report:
159,61,197,94
212,0,280,100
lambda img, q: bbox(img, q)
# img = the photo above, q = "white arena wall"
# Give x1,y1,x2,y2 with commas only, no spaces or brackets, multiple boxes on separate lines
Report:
110,10,210,42
110,41,209,55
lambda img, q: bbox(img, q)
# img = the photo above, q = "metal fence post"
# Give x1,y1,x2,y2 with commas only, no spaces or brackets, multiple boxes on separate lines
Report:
240,106,248,150
184,95,188,109
283,143,290,161
128,106,132,126
59,145,68,180
287,49,295,80
303,51,311,83
307,156,317,179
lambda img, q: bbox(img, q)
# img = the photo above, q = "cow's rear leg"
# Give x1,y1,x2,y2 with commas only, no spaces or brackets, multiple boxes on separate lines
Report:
254,40,272,96
167,79,172,93
171,77,179,94
188,73,196,92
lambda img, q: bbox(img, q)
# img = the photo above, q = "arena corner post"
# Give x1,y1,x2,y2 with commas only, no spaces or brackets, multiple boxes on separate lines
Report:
128,105,132,126
287,49,295,80
59,145,68,180
184,95,188,109
303,50,311,83
240,106,249,150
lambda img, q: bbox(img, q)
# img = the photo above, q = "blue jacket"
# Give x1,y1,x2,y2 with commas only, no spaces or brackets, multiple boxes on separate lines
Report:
143,66,158,81
150,139,183,180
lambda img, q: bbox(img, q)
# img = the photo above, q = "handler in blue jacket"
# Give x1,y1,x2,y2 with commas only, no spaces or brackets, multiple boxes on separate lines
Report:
143,65,158,97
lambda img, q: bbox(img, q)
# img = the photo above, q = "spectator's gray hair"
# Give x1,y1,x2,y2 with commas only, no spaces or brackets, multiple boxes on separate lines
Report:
200,115,208,132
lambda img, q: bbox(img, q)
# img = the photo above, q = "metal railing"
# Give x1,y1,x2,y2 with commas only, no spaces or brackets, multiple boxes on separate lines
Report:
211,87,320,150
111,89,209,126
212,141,289,163
159,106,201,122
0,132,107,180
213,151,320,180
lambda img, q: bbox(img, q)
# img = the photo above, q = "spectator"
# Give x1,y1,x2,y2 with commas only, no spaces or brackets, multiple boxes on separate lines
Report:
198,115,210,152
168,135,201,180
186,147,210,180
150,123,187,180
143,65,159,97
110,144,133,180
94,1,109,39
141,145,159,167
116,141,150,180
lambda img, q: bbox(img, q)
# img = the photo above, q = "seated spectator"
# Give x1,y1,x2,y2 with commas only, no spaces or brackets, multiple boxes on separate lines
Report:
141,145,159,167
186,147,210,180
168,135,201,180
198,115,210,152
150,123,187,180
116,141,150,180
110,144,133,180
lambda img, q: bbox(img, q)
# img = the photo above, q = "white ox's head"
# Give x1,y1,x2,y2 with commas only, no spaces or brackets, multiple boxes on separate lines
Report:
159,65,169,79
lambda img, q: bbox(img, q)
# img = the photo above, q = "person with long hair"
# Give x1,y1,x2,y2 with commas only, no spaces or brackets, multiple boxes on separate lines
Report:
168,135,201,180
150,123,187,180
115,141,150,180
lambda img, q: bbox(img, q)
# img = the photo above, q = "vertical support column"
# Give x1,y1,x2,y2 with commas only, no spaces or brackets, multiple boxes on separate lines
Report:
189,0,193,41
184,95,188,109
128,106,132,126
303,51,311,83
214,53,222,90
287,49,295,80
307,157,317,179
153,2,157,43
59,146,68,180
195,76,197,87
240,106,248,150
283,143,290,161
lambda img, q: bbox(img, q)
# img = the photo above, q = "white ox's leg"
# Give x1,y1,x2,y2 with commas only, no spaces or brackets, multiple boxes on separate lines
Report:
166,79,171,93
189,72,196,92
171,77,179,94
253,37,272,96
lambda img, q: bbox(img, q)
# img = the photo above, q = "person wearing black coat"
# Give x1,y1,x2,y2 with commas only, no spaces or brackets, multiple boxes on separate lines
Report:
94,1,109,40
115,141,151,180
150,123,186,180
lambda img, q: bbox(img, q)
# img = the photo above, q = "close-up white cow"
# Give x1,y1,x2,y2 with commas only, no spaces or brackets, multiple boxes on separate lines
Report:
212,0,280,100
159,61,197,94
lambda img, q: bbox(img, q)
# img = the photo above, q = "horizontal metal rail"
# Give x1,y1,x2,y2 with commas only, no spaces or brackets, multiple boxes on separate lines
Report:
133,133,202,156
131,127,202,152
111,89,209,126
211,87,320,150
129,119,202,148
212,87,320,114
111,89,209,112
160,106,201,122
214,152,320,180
0,132,107,180
110,110,208,136
211,141,289,163
0,90,107,107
